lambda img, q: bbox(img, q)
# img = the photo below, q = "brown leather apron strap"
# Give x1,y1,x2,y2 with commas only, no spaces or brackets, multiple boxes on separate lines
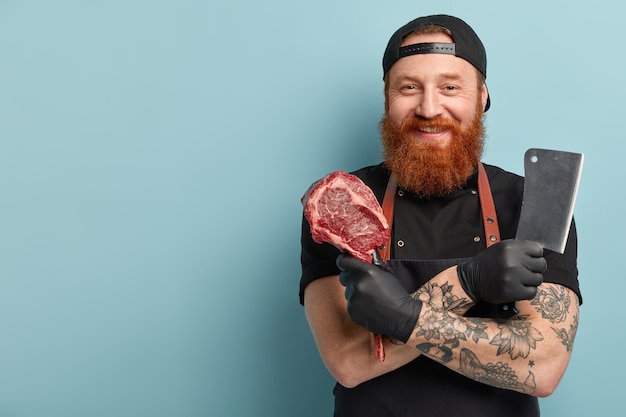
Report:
380,173,397,262
477,162,501,247
379,163,501,259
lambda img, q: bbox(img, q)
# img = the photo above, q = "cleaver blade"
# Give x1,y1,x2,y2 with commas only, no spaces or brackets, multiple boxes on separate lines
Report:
498,148,583,319
515,148,584,253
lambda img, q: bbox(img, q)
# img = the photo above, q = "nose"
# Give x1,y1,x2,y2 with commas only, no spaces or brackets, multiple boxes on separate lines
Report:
415,88,443,119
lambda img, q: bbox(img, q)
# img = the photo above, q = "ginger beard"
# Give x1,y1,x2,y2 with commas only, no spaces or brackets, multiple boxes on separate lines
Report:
380,100,486,197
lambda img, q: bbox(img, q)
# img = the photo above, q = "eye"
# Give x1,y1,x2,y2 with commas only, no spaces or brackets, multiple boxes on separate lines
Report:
441,84,461,95
400,84,418,94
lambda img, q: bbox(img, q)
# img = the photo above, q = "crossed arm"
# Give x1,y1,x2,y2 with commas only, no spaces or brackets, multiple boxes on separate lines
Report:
304,266,579,396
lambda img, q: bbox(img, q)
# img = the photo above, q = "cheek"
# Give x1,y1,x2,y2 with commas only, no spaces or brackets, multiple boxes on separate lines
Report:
450,102,478,127
387,99,413,125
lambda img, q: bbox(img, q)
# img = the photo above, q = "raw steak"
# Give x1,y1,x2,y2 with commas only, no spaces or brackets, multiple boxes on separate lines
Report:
301,170,389,263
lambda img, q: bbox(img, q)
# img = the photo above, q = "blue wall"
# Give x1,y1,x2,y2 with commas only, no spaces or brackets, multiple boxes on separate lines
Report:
0,1,620,416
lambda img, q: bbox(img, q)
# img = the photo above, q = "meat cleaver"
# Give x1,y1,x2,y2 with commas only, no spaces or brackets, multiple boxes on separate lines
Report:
498,148,584,318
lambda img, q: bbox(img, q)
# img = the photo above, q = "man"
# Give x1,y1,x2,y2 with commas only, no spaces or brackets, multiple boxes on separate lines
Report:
299,14,581,416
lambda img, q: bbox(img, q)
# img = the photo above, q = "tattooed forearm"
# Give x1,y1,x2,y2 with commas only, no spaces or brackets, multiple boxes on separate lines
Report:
410,281,553,394
411,280,576,394
416,342,453,363
459,348,537,394
489,316,544,360
552,314,579,352
530,285,571,323
414,306,488,350
415,281,474,314
415,284,544,361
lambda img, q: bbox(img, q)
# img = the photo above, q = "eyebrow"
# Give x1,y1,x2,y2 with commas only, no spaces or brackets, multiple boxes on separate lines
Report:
394,71,466,84
438,72,464,81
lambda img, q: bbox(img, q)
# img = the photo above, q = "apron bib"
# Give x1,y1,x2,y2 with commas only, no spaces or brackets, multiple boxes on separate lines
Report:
380,163,500,291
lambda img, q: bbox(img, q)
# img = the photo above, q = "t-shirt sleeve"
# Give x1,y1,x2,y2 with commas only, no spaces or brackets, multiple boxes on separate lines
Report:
542,218,582,304
299,214,341,305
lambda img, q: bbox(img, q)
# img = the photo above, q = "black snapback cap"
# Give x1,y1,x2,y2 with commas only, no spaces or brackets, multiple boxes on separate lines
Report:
382,15,490,111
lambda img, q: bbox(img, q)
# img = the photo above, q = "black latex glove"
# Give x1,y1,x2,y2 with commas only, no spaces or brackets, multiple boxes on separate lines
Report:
457,239,547,304
337,254,422,343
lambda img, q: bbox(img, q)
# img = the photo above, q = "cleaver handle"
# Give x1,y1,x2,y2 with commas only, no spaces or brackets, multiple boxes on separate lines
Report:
498,302,519,318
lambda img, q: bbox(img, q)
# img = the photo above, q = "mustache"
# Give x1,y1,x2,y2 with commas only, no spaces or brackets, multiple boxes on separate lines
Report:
400,117,461,134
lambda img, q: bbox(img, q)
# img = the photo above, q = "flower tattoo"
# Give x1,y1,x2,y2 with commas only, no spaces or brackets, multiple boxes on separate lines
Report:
415,283,488,349
530,285,570,323
490,316,544,359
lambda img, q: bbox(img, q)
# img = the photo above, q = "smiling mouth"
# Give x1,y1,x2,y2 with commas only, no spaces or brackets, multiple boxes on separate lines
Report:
419,127,446,134
400,117,459,142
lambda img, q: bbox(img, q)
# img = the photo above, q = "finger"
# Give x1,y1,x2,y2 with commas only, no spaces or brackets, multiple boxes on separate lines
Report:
520,285,539,301
339,271,350,286
519,240,544,257
537,256,547,272
336,253,362,270
336,254,347,271
523,255,547,273
521,271,544,287
343,282,354,299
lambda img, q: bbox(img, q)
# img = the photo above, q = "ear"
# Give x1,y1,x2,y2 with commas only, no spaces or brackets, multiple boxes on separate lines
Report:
481,84,489,111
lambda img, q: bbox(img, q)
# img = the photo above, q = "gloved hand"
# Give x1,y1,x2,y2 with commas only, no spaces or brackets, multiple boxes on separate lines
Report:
457,239,546,304
337,254,422,343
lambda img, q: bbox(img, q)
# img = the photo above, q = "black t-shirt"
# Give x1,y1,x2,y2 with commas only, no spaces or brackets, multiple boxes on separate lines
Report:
299,163,581,417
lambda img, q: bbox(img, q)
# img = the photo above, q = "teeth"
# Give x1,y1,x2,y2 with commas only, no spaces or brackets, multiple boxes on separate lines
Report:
420,127,442,133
